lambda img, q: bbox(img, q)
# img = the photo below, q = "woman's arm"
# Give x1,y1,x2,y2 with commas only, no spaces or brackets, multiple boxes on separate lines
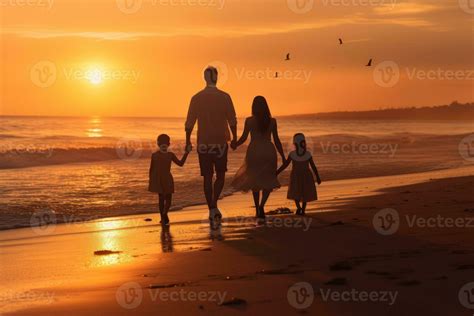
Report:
235,118,251,148
149,156,155,178
171,152,189,167
276,155,291,175
309,157,322,184
271,119,286,162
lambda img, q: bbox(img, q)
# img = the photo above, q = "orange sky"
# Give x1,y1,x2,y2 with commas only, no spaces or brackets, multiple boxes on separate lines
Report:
0,0,472,117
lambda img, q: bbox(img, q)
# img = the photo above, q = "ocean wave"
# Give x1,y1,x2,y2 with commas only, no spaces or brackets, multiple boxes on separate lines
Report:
0,133,468,170
0,146,154,169
0,134,27,139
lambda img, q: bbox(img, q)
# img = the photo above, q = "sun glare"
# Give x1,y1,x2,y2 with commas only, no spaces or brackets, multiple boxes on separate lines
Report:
88,68,103,85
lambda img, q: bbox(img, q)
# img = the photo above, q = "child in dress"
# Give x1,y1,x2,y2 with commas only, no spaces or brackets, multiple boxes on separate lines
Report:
149,134,189,225
277,133,322,215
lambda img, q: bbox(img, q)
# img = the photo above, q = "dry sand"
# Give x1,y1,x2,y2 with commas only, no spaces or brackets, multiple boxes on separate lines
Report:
1,166,474,315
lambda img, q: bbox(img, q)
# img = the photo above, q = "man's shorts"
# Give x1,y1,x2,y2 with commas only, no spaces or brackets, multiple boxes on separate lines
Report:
197,144,228,176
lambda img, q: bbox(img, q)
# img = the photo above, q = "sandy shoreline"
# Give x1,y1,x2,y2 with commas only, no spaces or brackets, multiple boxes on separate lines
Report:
1,165,474,315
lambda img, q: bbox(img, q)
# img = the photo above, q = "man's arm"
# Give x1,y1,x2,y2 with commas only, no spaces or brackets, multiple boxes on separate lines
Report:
226,94,238,143
185,97,197,151
235,117,250,147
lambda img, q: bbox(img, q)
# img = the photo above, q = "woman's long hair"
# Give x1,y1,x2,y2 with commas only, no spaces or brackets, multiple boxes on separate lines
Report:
252,96,272,133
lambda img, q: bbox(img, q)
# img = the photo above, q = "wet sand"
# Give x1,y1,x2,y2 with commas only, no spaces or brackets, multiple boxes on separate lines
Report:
1,166,474,315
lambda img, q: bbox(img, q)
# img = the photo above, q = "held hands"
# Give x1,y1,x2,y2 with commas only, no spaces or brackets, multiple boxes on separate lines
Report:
185,142,193,153
230,139,238,151
316,177,322,185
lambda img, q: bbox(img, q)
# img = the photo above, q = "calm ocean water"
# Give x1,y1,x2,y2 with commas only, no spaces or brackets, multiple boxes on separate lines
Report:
0,116,472,230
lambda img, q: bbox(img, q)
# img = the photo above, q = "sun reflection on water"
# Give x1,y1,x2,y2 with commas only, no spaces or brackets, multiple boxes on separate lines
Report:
87,117,103,138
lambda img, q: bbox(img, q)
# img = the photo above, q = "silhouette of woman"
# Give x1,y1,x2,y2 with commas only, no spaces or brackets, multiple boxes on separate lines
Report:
231,96,285,218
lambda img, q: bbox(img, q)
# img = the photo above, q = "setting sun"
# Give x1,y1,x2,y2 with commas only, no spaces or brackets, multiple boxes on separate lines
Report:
87,68,103,85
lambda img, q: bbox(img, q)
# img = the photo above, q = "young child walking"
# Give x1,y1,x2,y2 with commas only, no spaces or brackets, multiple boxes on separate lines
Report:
148,134,189,225
277,133,322,215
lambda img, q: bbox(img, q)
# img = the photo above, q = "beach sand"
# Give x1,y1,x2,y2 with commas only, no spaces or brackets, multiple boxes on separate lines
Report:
1,166,474,315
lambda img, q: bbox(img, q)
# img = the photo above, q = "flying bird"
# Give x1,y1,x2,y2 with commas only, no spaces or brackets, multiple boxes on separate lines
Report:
366,59,373,67
339,38,343,45
285,53,290,61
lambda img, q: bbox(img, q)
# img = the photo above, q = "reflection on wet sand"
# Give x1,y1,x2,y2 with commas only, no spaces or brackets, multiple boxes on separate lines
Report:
209,220,224,241
95,220,122,266
160,225,173,253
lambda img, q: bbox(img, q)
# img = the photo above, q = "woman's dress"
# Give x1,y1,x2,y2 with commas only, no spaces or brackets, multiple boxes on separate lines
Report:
232,117,280,192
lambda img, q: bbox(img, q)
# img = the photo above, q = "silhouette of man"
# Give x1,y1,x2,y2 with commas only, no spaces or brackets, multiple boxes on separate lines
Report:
185,66,237,220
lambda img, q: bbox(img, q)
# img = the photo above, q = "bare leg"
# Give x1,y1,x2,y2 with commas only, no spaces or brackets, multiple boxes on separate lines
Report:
294,200,301,215
259,189,271,217
203,175,214,211
158,194,165,222
163,194,172,224
212,171,225,209
252,191,260,217
301,201,307,215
